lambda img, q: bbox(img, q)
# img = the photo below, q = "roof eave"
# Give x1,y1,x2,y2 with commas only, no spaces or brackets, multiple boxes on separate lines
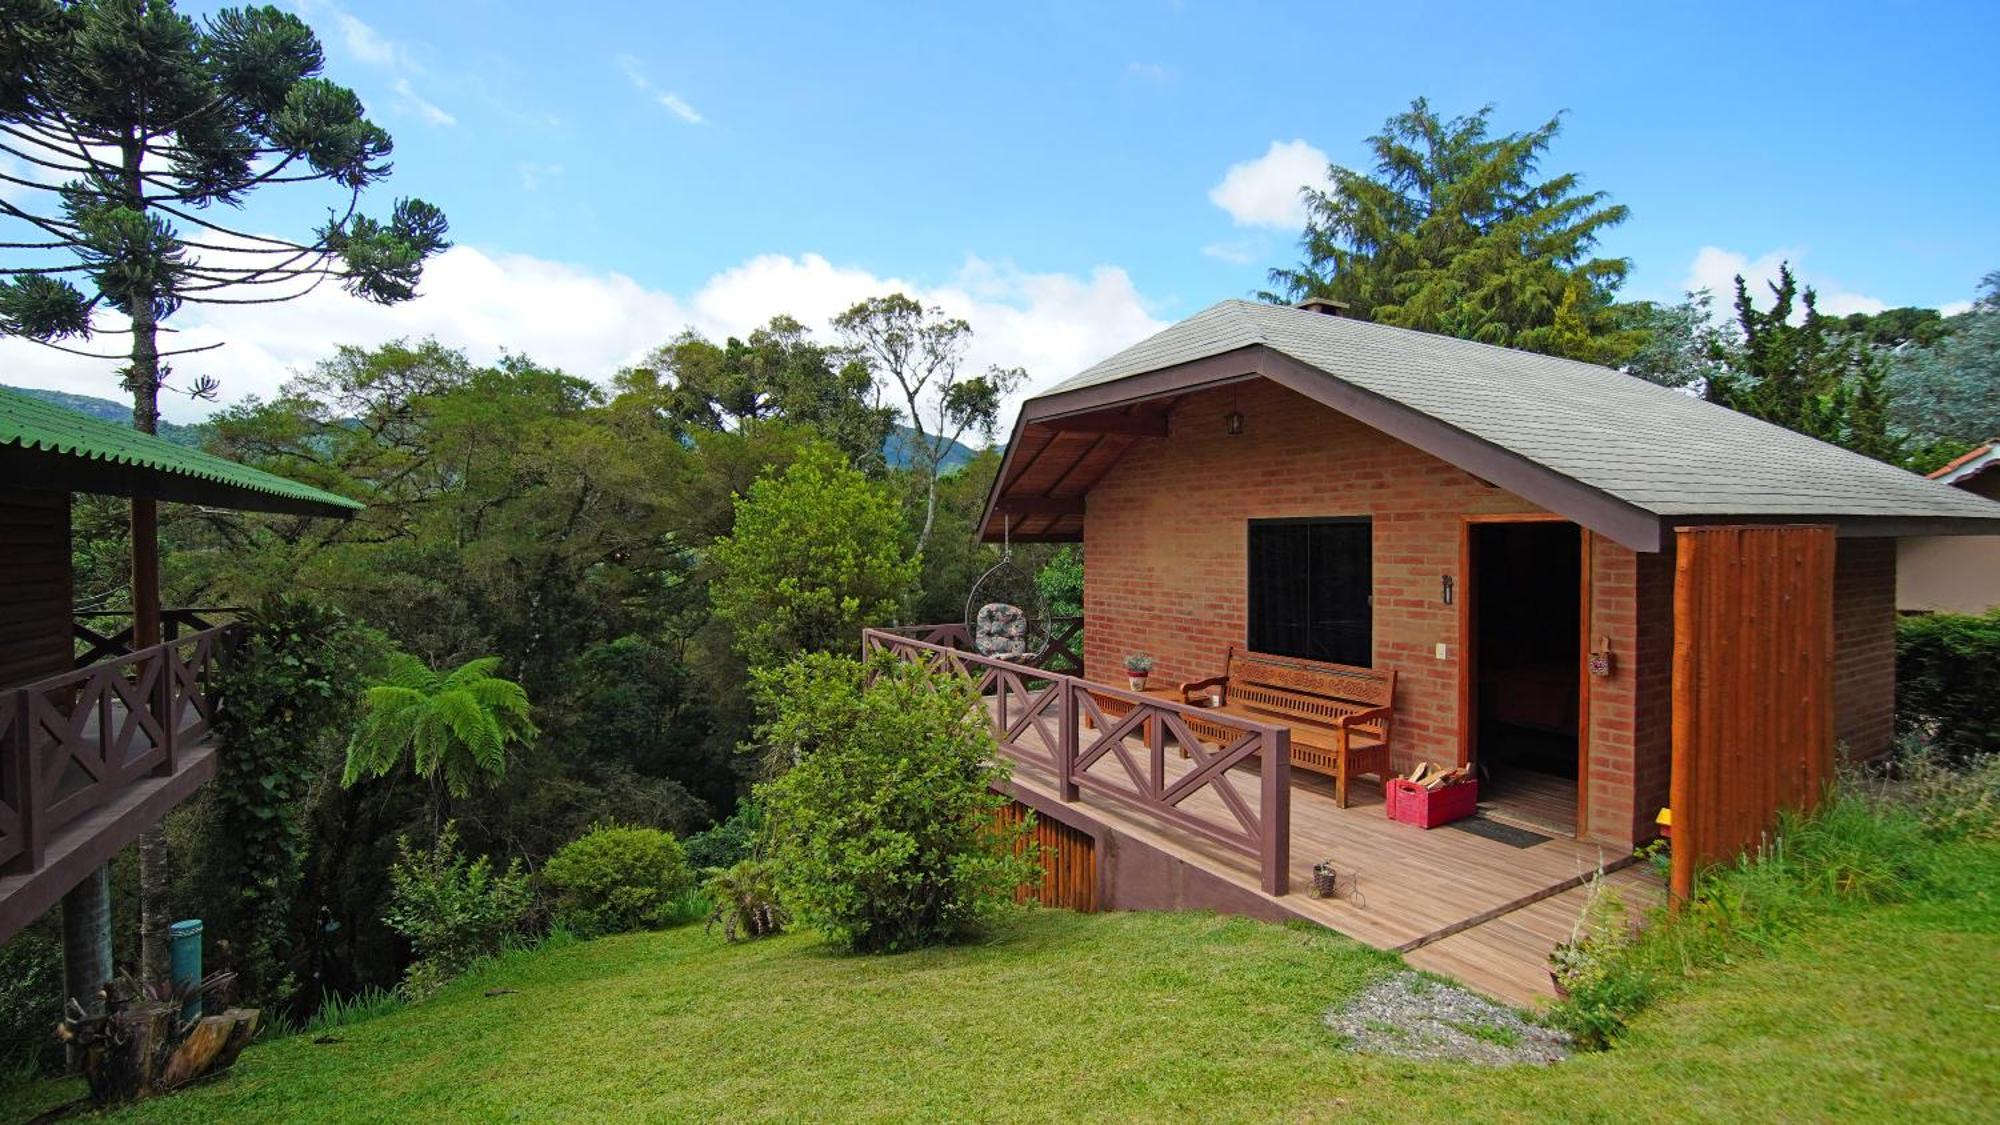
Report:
988,344,1669,552
0,442,361,519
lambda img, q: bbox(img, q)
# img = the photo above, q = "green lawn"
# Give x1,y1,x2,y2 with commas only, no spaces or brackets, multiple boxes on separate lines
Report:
8,842,1998,1123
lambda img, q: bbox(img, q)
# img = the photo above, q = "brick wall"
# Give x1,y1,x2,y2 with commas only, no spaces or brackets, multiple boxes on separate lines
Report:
1079,380,1660,846
1832,538,1897,760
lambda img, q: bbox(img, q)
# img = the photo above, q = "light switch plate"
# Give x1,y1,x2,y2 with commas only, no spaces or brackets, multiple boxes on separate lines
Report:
1435,643,1450,660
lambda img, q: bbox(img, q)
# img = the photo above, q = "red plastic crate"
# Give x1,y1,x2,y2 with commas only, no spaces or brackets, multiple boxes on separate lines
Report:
1385,778,1478,829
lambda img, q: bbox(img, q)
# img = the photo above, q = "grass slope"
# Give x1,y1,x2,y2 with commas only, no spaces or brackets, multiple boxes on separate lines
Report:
9,842,1998,1123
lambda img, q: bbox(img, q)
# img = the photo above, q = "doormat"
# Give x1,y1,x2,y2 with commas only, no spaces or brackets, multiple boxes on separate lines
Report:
1448,816,1551,849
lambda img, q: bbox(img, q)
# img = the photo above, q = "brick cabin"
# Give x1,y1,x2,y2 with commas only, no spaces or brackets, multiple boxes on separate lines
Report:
977,300,2000,854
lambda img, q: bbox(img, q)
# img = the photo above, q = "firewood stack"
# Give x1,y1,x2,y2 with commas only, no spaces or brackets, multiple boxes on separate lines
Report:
1401,761,1472,789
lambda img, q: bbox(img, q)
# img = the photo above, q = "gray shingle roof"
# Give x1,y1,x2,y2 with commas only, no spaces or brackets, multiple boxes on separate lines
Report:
1043,299,2000,523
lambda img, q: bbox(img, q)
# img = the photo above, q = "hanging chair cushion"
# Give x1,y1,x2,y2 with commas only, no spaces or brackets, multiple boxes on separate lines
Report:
975,602,1030,658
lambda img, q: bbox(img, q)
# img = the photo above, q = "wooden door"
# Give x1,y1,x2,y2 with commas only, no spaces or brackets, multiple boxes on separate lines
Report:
1669,525,1836,901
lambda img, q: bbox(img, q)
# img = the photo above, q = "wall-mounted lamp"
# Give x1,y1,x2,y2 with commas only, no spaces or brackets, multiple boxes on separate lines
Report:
1440,574,1455,605
1225,410,1245,435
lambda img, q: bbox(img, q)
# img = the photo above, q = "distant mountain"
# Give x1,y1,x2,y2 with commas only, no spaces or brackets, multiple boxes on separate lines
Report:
884,424,990,472
9,385,1000,470
5,385,208,446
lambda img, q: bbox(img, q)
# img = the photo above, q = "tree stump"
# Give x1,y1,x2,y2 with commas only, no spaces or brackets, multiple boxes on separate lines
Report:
161,1008,260,1089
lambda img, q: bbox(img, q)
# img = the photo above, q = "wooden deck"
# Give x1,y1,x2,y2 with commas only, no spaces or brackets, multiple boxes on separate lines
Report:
994,697,1654,1007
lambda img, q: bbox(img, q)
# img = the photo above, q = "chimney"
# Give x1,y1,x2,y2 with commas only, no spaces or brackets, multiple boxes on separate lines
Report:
1295,297,1350,317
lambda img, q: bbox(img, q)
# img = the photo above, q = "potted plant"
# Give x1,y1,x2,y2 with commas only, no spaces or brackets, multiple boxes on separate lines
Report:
1123,653,1155,691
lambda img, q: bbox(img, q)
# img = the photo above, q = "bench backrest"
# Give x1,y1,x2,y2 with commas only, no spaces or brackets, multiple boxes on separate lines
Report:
1223,646,1395,741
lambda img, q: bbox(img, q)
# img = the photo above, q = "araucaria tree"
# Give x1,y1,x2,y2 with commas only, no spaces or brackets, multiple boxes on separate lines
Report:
834,294,1025,553
1267,98,1638,364
0,0,447,985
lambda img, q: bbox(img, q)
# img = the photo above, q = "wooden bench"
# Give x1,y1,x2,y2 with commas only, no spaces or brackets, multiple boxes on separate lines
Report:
1180,647,1396,808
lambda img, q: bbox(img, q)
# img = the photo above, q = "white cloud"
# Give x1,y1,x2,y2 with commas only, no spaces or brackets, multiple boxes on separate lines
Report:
391,78,456,127
1125,62,1173,83
1940,300,1975,317
516,162,563,191
294,2,455,127
296,0,410,70
0,248,1167,429
1683,247,1888,319
1200,239,1258,265
1208,140,1329,230
656,93,704,125
618,55,706,125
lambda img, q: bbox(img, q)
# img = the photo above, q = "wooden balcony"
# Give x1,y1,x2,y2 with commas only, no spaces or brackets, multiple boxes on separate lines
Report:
0,623,235,943
865,624,1659,1006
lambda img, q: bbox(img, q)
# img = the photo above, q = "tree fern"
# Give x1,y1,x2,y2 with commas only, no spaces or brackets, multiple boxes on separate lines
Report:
343,653,538,799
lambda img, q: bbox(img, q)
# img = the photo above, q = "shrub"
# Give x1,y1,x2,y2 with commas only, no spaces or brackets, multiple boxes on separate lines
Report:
0,932,63,1077
1890,746,2000,842
684,801,764,872
753,652,1036,953
384,822,533,999
703,859,789,941
1896,609,2000,762
541,824,695,937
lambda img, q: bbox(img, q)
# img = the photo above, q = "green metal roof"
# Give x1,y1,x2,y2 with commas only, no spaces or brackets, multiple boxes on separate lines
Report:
0,384,362,517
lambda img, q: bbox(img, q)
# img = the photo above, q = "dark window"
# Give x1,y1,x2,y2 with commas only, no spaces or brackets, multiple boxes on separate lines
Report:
1247,518,1372,666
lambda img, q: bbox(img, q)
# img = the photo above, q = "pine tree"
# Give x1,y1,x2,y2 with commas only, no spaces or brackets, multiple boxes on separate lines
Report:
1266,98,1639,364
1706,264,1904,464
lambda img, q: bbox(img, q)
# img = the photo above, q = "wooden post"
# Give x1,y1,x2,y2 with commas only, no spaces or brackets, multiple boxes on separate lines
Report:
1056,679,1078,803
7,690,41,873
1261,728,1291,896
153,645,176,778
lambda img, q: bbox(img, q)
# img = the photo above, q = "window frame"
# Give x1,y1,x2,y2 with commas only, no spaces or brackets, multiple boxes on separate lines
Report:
1244,515,1374,667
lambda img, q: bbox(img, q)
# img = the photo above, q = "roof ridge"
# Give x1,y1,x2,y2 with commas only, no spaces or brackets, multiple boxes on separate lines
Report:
1244,298,1629,378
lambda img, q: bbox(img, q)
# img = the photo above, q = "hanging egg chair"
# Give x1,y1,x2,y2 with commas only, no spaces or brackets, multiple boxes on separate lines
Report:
964,516,1051,664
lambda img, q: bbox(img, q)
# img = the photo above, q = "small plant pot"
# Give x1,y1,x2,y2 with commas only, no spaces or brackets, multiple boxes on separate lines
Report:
1128,675,1148,691
1311,861,1338,898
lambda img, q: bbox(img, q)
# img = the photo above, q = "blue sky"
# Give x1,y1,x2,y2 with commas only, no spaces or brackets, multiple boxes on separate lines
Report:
6,0,1998,420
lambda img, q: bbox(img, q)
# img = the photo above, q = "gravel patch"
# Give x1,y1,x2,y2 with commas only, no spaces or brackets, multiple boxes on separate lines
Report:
1324,972,1572,1066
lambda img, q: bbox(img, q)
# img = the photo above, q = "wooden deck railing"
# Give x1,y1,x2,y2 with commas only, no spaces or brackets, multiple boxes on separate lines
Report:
870,616,1083,675
1,625,233,875
862,626,1291,894
71,607,244,669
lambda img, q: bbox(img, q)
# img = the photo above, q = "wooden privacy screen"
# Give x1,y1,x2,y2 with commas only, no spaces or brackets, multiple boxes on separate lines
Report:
996,801,1097,912
1669,525,1836,902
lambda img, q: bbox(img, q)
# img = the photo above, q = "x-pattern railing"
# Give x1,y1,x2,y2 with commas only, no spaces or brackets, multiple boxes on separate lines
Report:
862,627,1291,894
2,625,235,875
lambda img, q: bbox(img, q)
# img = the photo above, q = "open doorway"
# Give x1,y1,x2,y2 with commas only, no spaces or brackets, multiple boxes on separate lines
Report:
1465,519,1583,836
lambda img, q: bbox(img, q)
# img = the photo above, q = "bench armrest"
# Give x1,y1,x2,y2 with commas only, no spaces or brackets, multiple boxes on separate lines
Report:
1334,705,1392,729
1179,674,1227,704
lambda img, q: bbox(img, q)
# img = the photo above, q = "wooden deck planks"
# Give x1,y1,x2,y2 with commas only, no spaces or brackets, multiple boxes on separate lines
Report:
1406,864,1663,1008
994,698,1645,1004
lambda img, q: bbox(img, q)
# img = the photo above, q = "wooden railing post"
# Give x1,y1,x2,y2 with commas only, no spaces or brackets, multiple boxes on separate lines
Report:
153,643,177,778
1057,678,1078,803
1260,728,1291,896
8,690,42,874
